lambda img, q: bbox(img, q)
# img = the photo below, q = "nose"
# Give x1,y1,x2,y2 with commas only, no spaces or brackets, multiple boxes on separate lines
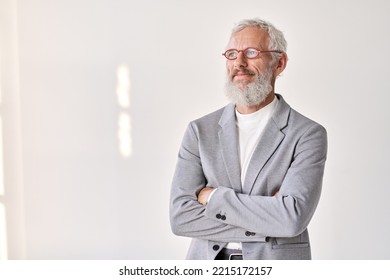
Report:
233,51,248,69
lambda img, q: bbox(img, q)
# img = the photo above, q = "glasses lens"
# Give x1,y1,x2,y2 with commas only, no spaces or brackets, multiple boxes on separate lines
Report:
225,50,238,60
244,48,259,58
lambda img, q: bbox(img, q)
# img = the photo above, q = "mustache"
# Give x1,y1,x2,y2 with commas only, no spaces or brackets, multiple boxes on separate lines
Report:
230,69,256,78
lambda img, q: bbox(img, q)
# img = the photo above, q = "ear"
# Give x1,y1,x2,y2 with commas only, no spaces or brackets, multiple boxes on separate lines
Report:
274,52,288,77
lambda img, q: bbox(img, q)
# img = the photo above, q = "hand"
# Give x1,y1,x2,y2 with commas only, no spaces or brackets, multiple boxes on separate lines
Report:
197,186,215,206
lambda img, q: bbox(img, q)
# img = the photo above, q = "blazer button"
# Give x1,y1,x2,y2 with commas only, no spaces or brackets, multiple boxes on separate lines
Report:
221,215,226,221
216,214,221,219
245,231,251,236
212,245,220,251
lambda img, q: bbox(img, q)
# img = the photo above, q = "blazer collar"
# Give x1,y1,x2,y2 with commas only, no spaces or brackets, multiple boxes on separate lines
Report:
270,94,290,131
218,94,291,193
218,103,242,192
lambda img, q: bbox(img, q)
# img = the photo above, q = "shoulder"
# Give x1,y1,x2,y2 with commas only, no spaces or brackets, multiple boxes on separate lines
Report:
180,104,233,147
275,94,326,134
279,103,327,153
290,108,325,131
189,103,234,131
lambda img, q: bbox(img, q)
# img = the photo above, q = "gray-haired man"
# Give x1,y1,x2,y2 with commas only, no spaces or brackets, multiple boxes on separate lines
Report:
170,18,327,260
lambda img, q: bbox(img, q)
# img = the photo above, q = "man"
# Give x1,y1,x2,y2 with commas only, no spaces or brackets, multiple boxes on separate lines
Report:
170,18,327,260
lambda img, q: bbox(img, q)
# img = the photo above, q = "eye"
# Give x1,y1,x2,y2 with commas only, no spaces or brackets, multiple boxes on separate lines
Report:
245,48,259,58
226,50,238,59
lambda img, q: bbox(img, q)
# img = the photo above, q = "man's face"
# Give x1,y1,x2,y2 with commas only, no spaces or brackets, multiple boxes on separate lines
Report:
226,27,275,89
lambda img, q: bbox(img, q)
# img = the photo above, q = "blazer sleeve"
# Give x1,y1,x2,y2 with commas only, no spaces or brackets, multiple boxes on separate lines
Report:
204,123,328,238
169,123,267,242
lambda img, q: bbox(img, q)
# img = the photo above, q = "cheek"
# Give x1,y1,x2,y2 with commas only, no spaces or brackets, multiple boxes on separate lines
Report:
226,63,235,76
252,63,269,75
226,61,234,71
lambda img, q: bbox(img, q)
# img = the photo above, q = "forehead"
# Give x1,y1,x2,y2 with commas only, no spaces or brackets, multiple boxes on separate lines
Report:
227,27,269,49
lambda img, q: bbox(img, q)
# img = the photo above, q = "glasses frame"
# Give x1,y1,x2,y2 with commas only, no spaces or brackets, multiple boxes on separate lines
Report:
222,47,283,60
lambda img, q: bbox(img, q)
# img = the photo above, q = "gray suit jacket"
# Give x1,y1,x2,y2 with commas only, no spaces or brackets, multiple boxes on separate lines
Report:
170,94,327,260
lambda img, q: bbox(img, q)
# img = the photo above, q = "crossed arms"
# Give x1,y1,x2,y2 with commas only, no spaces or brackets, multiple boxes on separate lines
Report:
170,120,327,242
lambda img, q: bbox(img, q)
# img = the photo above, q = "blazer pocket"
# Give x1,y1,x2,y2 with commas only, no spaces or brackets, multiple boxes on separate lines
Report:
272,242,309,249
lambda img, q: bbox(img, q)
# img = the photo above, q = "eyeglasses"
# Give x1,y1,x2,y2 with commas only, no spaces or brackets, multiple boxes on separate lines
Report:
222,48,282,60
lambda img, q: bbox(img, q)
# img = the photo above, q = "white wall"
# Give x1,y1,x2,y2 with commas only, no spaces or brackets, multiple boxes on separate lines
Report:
1,0,390,259
0,0,26,259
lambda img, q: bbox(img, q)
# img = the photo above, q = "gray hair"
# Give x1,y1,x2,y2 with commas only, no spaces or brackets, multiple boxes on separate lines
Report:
231,18,287,62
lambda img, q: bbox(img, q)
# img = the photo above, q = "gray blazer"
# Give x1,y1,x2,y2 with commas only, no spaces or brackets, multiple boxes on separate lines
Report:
170,94,327,260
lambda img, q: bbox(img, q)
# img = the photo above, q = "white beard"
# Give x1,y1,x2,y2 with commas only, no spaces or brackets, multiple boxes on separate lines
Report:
224,69,273,107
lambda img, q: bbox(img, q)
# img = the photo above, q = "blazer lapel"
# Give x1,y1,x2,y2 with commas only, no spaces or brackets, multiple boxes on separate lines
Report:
243,94,291,194
243,122,284,193
218,104,242,193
